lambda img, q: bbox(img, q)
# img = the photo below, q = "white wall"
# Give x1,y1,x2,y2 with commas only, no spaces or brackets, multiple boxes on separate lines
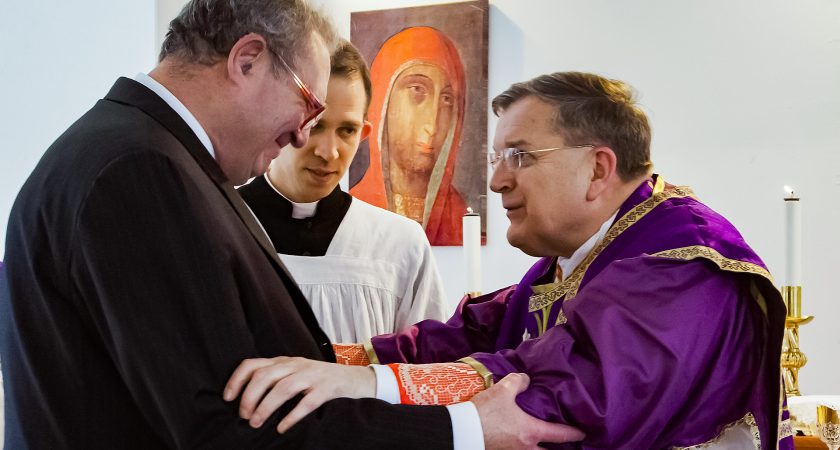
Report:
0,1,158,255
0,0,157,441
310,0,840,395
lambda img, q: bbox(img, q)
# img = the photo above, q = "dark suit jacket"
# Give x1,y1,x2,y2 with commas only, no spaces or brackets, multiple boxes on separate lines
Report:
0,78,452,449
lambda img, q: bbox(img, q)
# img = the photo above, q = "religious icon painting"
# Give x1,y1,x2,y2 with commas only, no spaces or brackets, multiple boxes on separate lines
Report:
348,0,489,246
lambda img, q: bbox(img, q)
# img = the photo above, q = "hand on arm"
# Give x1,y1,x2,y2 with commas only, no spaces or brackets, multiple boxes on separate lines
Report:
224,356,376,433
471,373,585,450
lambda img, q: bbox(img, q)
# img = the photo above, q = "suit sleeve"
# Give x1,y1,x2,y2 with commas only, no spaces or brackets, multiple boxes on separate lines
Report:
467,257,765,448
69,152,452,449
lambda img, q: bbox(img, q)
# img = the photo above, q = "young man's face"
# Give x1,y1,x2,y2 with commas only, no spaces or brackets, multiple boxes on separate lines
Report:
268,74,371,202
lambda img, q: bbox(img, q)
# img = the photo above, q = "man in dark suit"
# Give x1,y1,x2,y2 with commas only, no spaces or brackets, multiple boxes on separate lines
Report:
0,1,581,449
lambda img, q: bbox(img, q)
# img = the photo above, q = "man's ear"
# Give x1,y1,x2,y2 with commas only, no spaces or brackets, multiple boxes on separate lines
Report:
586,146,618,201
227,33,268,82
359,120,373,142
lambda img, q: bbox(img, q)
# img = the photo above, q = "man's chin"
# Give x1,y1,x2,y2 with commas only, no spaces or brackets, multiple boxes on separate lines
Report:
249,156,274,179
506,230,523,250
507,230,541,257
304,182,335,201
248,167,268,180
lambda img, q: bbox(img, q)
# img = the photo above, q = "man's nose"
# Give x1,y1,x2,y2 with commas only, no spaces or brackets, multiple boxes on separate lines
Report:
489,162,514,193
313,132,339,161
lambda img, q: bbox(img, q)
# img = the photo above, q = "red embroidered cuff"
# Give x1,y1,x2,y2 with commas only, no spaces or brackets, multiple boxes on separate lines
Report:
333,344,370,366
387,362,486,405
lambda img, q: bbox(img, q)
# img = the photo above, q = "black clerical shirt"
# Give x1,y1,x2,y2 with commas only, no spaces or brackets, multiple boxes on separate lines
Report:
238,175,352,256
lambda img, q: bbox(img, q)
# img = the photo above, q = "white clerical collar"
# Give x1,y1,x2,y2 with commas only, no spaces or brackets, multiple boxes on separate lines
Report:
556,210,619,281
263,174,319,219
134,72,216,160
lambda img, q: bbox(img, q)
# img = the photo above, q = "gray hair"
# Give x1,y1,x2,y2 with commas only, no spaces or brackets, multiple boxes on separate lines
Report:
159,0,338,74
492,72,652,181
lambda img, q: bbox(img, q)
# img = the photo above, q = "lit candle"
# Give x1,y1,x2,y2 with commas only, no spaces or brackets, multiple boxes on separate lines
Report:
784,186,801,286
463,207,481,295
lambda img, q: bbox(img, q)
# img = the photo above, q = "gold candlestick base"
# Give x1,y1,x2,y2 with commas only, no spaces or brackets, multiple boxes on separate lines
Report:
781,285,812,397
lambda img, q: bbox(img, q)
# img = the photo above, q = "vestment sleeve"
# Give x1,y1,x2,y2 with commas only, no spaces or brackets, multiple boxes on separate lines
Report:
468,257,765,448
70,153,452,449
369,285,516,364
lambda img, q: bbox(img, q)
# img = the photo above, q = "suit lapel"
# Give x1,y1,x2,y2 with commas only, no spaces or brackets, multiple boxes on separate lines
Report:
101,79,336,358
103,77,335,357
103,78,287,269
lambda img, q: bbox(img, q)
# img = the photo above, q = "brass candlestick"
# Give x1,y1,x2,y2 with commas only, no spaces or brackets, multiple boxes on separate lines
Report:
780,285,812,397
817,405,840,450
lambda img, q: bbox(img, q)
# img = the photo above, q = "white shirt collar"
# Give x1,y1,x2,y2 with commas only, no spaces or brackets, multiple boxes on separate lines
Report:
263,174,319,219
133,72,216,160
556,210,619,281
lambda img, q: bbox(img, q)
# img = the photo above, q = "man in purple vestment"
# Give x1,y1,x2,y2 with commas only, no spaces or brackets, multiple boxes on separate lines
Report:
224,72,792,450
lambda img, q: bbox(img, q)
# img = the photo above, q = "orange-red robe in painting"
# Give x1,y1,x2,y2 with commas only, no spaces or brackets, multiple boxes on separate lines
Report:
350,26,466,246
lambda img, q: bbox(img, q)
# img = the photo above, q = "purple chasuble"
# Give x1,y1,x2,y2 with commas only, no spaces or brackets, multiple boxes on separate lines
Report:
370,176,791,450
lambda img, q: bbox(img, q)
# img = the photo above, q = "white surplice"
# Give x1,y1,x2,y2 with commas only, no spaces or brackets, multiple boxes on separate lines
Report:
278,199,449,343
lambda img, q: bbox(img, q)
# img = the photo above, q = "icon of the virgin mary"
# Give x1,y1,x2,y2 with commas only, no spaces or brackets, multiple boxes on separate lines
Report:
349,26,467,246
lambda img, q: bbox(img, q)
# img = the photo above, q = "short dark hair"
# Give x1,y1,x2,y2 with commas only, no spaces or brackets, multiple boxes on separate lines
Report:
492,72,652,180
330,39,372,117
159,0,337,75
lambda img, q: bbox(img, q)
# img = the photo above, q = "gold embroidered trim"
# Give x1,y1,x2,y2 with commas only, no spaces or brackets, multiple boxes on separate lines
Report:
458,356,495,389
555,309,568,326
533,305,552,336
652,246,773,284
671,412,761,450
531,281,560,295
363,340,380,365
528,184,695,312
779,418,793,440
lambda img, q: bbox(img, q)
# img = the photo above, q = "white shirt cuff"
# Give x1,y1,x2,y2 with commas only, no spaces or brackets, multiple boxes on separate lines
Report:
446,401,485,450
370,364,400,404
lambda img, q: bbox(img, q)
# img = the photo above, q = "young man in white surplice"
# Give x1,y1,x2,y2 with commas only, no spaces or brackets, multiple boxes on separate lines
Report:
238,40,449,342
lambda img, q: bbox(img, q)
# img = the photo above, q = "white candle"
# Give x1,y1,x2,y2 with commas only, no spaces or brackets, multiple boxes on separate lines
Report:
463,207,482,294
784,186,802,286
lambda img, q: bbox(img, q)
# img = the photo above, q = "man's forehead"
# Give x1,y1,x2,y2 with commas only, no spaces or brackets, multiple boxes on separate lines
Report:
492,125,532,150
493,113,539,147
319,113,364,128
493,98,556,147
325,75,368,121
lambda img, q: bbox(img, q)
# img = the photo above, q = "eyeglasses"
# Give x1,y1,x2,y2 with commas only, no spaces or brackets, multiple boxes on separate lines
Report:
275,52,326,131
488,145,595,170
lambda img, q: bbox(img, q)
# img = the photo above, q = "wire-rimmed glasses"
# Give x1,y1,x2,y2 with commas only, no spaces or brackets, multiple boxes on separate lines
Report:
488,145,595,171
